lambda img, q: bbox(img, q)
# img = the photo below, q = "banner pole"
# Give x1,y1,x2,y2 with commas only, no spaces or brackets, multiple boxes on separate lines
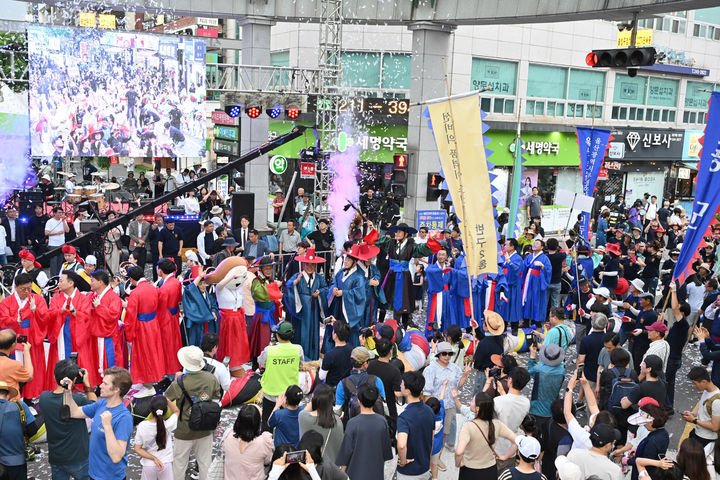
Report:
440,57,479,331
507,104,523,240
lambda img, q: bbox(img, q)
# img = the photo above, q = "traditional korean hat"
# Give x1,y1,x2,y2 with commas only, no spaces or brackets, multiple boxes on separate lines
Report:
294,247,326,264
18,250,41,269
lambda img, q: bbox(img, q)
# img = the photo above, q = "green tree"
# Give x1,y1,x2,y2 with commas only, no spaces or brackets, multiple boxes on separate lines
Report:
0,32,28,93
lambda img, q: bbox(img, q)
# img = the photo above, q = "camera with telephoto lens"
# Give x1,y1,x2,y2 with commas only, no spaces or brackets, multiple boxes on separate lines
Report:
16,334,28,344
359,326,374,338
489,366,502,380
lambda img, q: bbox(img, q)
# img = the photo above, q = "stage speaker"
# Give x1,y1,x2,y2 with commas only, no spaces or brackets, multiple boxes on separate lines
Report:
231,191,255,229
18,191,45,218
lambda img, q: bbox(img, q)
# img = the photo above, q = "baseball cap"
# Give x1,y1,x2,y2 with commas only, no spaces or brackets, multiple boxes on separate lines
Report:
646,321,668,334
85,255,97,265
638,292,655,301
515,435,541,460
351,346,375,364
592,287,610,298
589,423,621,447
276,322,294,337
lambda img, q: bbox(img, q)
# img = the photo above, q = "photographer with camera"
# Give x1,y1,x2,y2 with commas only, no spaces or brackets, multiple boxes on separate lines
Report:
0,329,33,401
39,359,97,479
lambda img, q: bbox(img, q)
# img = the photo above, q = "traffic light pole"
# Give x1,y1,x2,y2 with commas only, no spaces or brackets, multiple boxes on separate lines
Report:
630,11,639,47
36,126,309,263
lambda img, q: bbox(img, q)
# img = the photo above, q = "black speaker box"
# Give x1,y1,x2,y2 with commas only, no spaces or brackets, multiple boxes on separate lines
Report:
231,191,255,229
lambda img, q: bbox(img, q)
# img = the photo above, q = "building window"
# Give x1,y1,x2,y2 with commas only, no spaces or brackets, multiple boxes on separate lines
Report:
613,74,647,105
647,77,678,108
341,52,381,88
568,69,605,101
381,53,411,90
527,64,567,99
470,57,518,95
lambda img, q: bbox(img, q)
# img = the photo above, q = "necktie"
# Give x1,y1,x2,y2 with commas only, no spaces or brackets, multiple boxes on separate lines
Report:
308,274,313,286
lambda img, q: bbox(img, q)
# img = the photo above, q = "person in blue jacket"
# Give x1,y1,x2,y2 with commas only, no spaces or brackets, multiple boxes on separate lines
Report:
182,269,220,347
522,240,552,328
327,244,368,348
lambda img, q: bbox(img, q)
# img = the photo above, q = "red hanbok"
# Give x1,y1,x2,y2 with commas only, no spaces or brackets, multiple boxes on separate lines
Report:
90,287,125,372
0,292,49,398
46,290,98,386
124,279,165,384
157,275,183,374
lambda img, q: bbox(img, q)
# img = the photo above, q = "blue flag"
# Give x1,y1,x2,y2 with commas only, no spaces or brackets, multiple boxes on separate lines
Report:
674,91,720,281
576,127,612,240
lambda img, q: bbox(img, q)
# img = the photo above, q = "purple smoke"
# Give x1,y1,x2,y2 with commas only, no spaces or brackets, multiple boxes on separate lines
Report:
0,86,33,205
327,145,361,253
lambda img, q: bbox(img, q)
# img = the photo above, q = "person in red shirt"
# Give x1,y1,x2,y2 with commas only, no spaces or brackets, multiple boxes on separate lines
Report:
156,258,183,374
123,266,165,385
46,270,96,387
0,273,49,398
89,270,125,373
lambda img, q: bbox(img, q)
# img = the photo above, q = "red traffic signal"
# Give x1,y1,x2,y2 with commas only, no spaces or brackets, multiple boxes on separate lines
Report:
586,47,657,68
393,153,408,169
426,172,444,201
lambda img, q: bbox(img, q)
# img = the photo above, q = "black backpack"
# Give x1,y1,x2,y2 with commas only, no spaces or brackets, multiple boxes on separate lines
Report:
178,375,222,431
342,373,386,423
606,367,638,412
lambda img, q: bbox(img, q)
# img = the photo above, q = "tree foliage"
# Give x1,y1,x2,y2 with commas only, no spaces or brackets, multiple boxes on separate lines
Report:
0,31,28,93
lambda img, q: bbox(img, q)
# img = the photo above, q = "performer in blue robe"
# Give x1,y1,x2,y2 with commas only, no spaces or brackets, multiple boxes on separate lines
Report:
475,256,510,324
502,238,526,325
182,275,220,347
326,246,368,348
285,248,329,361
450,255,472,330
374,223,442,327
425,249,455,333
522,239,552,326
357,246,387,328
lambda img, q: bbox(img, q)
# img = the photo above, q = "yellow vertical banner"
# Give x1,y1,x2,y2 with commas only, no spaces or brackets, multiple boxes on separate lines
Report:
78,12,96,27
427,94,498,276
98,14,117,29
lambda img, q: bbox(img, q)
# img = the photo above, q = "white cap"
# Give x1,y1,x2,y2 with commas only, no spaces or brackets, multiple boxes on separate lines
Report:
515,435,541,460
592,287,611,298
85,255,97,265
185,251,199,263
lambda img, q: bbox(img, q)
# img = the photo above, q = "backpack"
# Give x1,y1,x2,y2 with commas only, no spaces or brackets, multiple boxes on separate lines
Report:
703,393,720,417
178,375,222,431
342,373,386,422
607,367,637,411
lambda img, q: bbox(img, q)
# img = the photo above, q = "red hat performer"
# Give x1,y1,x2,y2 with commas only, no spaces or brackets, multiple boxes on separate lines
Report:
18,249,42,269
294,247,326,264
605,243,621,257
61,245,84,266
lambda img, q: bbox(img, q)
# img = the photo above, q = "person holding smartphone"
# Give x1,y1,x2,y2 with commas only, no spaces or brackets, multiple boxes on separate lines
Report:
39,359,97,479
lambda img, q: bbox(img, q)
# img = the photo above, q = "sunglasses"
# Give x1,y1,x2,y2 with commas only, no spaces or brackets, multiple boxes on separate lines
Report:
438,352,453,357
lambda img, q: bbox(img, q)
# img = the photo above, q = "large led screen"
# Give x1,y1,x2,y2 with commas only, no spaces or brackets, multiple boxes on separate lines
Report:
27,25,206,158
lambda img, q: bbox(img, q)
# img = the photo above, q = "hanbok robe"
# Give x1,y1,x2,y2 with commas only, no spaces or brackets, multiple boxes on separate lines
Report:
46,289,97,386
473,273,509,325
248,275,283,359
89,286,124,373
327,266,368,348
0,292,49,398
157,275,183,374
124,279,165,384
450,261,472,330
182,282,219,347
425,263,454,332
375,235,441,313
285,272,329,361
359,263,386,327
522,252,552,324
502,252,525,324
216,280,250,369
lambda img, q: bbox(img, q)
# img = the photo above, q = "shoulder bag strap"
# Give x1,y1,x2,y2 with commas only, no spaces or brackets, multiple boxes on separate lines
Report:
471,420,499,459
177,376,194,421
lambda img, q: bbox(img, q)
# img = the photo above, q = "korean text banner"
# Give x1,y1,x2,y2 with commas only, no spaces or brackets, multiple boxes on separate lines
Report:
577,127,611,241
427,94,498,275
674,91,720,281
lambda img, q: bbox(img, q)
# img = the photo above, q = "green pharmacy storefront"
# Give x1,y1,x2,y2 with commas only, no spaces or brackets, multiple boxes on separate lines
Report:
485,129,582,232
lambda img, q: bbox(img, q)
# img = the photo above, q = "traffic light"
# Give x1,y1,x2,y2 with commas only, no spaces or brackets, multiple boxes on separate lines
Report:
391,153,408,198
426,172,444,201
585,47,657,69
393,153,408,169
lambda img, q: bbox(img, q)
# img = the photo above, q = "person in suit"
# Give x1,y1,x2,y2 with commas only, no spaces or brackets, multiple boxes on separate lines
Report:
233,215,252,253
127,211,151,269
2,206,26,263
241,229,270,259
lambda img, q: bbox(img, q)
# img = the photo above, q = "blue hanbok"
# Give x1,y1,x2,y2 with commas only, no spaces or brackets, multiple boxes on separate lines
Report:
286,272,329,361
182,282,220,347
502,252,525,324
325,266,368,348
426,262,454,332
359,262,387,328
522,252,552,323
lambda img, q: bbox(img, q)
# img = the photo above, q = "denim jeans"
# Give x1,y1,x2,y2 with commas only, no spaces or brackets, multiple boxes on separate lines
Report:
51,461,90,480
548,282,562,308
665,357,683,408
473,370,487,396
50,252,63,277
